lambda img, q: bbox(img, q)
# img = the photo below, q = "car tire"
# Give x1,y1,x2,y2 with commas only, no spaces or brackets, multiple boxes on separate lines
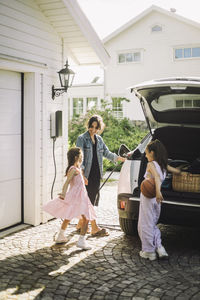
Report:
119,217,138,236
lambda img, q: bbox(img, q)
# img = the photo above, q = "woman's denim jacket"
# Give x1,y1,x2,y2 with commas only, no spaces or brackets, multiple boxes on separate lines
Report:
76,131,117,179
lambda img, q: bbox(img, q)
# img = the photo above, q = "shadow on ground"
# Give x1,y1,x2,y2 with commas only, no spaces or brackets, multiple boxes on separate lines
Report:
0,224,199,299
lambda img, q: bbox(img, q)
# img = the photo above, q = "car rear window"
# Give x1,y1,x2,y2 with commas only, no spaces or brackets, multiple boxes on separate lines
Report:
151,94,200,112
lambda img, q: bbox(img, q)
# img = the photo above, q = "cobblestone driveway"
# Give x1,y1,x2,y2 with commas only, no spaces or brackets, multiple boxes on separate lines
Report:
0,175,200,300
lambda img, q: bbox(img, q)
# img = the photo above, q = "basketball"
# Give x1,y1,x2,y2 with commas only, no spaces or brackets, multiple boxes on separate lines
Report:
140,178,156,198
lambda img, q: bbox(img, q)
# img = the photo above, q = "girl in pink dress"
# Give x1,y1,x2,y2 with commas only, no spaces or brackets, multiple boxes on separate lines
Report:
138,140,181,260
43,147,96,250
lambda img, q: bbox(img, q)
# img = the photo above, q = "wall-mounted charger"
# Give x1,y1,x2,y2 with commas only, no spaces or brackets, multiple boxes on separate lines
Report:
50,110,63,198
50,110,62,138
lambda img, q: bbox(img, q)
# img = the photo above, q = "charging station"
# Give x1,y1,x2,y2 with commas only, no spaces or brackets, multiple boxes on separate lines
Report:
50,110,63,198
50,110,62,138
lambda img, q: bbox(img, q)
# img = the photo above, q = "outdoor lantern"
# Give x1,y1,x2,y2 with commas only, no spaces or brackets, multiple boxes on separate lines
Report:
52,60,75,100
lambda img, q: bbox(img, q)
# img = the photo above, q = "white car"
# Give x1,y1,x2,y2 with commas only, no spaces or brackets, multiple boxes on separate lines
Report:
118,77,200,235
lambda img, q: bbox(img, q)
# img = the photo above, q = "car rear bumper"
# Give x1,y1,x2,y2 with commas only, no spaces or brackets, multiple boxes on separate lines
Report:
118,193,200,227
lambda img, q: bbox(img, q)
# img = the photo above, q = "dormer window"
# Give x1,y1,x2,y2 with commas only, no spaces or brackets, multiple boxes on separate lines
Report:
152,25,162,32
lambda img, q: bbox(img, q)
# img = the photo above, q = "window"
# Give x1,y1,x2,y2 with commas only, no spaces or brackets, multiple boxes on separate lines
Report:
176,99,200,108
151,94,200,111
193,99,200,107
126,53,133,62
119,54,126,63
134,52,141,61
87,97,97,110
176,100,183,108
73,98,83,117
118,51,141,63
175,49,182,59
175,47,200,59
112,97,123,119
192,47,200,57
152,25,162,32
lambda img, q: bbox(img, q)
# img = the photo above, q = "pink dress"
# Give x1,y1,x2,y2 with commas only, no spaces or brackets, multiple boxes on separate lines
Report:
43,166,96,221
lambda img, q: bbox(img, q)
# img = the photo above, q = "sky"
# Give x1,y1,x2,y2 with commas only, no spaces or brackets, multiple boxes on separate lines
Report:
77,0,200,39
72,0,200,83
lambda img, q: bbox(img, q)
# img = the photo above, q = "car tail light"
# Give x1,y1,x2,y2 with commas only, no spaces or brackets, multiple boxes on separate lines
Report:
120,200,126,210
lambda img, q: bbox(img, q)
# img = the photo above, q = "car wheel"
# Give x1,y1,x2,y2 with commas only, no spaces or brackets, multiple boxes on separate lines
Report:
119,217,138,236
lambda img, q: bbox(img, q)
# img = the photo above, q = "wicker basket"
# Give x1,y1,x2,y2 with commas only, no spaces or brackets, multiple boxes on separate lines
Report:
172,172,200,193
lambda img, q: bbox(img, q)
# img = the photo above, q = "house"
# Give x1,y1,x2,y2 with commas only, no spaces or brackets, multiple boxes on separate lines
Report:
0,0,109,231
67,67,125,119
68,79,104,119
68,5,200,120
67,69,125,119
103,5,200,120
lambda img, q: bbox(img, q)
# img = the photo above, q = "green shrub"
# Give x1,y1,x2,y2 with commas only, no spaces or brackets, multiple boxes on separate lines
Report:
68,103,147,172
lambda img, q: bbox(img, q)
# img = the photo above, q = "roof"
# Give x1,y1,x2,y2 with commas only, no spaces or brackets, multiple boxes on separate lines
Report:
36,0,110,66
103,5,200,44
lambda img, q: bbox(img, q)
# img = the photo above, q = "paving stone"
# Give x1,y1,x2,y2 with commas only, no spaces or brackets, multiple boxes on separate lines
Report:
39,296,54,300
78,295,91,300
0,177,199,300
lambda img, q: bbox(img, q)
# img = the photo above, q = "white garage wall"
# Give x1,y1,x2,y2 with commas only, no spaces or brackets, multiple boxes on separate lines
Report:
0,70,22,229
0,0,68,225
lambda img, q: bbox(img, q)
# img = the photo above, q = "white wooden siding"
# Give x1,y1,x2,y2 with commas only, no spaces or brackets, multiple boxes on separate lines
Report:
0,0,62,67
35,0,107,65
0,0,68,225
0,0,107,226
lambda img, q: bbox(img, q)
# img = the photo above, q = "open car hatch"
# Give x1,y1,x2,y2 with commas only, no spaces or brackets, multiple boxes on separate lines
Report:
130,78,200,125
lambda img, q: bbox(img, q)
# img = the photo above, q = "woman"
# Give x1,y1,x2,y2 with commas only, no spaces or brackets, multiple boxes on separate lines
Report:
76,115,126,236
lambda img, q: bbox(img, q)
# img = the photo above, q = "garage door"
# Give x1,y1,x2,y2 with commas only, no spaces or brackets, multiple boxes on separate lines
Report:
0,70,22,230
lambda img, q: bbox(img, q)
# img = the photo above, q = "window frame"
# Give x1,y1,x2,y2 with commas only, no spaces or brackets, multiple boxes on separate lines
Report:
174,46,200,61
151,24,163,33
175,99,200,108
86,97,98,111
72,97,83,117
117,49,143,65
111,97,123,119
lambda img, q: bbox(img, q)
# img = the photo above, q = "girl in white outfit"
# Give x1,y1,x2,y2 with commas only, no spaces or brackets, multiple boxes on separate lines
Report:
138,139,181,261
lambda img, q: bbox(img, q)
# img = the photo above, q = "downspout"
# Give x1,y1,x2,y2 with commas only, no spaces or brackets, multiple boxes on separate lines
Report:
62,38,64,65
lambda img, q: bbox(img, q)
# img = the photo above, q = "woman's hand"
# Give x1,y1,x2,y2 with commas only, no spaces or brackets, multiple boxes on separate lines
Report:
156,191,163,203
117,156,126,162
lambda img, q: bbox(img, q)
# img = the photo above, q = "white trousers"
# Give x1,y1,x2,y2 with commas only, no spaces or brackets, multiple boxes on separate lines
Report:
138,193,162,252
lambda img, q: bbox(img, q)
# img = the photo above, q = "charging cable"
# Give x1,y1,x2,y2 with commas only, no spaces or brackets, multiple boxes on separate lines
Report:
51,137,57,199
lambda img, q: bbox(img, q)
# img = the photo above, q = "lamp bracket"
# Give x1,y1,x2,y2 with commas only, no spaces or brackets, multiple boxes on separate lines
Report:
52,85,67,100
